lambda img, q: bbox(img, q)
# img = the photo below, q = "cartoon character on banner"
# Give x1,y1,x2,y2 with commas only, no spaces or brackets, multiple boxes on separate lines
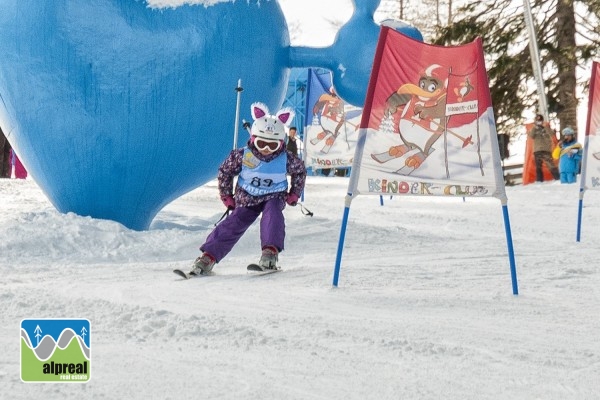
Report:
371,64,475,175
310,87,360,154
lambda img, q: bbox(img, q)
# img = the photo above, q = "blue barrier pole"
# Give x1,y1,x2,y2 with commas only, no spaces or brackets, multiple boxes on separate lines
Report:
576,188,584,242
333,202,352,287
502,204,519,295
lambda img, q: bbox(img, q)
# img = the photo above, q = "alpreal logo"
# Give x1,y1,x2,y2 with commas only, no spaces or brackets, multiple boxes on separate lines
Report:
20,318,91,383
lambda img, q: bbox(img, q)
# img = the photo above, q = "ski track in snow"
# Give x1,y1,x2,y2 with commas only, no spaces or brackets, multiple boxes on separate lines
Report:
1,177,600,399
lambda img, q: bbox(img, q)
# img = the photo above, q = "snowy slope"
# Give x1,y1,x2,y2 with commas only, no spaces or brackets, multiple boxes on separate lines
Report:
1,177,600,399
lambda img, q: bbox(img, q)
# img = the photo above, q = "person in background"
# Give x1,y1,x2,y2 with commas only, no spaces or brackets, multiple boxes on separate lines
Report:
0,126,12,178
11,149,27,179
528,114,559,182
286,126,299,156
556,126,582,184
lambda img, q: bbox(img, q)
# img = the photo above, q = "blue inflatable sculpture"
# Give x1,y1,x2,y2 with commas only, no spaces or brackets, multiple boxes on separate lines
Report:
0,0,421,230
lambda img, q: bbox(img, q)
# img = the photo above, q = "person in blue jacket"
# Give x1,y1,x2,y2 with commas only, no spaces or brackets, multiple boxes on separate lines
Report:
557,126,582,184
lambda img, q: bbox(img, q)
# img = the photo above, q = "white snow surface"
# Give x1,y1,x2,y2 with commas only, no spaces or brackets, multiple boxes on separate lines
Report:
1,177,600,399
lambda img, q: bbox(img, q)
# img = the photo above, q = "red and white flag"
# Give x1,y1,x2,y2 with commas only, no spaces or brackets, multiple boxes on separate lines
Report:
582,61,600,191
349,27,506,200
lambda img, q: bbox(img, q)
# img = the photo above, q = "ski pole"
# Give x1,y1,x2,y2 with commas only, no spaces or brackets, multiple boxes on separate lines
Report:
299,203,313,217
213,209,231,227
418,116,473,147
233,79,243,150
242,119,251,133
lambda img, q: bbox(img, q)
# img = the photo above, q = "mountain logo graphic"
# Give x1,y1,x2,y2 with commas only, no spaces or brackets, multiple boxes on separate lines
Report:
20,318,91,383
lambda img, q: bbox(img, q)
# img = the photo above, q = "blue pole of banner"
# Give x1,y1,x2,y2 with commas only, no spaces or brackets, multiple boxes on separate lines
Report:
332,202,352,287
501,204,519,295
576,188,584,242
379,195,384,206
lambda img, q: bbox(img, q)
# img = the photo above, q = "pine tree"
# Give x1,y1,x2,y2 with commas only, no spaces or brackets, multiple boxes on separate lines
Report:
433,0,592,139
377,0,459,41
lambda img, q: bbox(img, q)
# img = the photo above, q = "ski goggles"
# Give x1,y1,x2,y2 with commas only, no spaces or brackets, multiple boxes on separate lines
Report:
254,138,281,153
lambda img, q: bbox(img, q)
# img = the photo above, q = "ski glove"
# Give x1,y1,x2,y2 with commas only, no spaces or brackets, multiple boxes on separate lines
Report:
286,193,299,206
221,195,235,210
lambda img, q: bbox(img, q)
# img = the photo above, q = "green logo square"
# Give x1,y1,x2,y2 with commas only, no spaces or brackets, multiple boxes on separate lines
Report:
20,318,91,383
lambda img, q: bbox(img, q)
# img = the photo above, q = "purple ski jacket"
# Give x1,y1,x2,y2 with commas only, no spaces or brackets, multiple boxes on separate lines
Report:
217,140,307,208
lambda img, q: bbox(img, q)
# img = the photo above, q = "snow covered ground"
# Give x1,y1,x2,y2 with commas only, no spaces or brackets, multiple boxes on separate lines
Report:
1,176,599,399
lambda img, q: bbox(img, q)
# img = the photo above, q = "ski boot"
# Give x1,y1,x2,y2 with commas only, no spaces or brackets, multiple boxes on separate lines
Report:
258,245,278,270
190,253,216,276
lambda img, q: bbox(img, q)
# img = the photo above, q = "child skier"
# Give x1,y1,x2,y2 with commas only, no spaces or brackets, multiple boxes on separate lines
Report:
190,102,306,275
556,126,582,184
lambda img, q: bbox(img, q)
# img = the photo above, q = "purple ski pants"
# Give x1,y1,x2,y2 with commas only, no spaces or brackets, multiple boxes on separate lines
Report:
200,198,286,262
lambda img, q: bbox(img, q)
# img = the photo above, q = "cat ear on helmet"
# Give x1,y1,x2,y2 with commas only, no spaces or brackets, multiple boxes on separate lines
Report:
250,102,269,120
276,107,295,126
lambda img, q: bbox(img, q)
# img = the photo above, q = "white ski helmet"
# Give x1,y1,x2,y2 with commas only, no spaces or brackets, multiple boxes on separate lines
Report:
250,102,295,141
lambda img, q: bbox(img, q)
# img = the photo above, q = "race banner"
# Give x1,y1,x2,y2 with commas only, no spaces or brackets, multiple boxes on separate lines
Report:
334,27,518,294
303,69,362,171
348,27,506,200
582,61,600,191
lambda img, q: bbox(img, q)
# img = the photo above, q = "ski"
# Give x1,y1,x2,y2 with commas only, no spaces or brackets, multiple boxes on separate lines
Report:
173,269,211,280
310,136,324,145
371,151,396,163
395,165,416,175
173,265,280,279
173,269,190,279
247,264,281,275
320,145,332,154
